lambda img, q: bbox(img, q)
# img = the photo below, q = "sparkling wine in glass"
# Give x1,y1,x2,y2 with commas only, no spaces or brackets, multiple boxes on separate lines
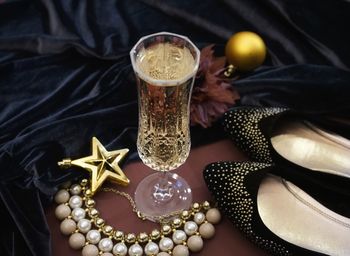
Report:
130,32,200,221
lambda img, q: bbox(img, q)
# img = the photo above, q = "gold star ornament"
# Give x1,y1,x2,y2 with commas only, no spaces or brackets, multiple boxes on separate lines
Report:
58,137,130,194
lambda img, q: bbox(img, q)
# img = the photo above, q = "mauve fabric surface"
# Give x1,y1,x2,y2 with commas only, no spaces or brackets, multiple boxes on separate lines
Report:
0,0,350,255
46,140,268,256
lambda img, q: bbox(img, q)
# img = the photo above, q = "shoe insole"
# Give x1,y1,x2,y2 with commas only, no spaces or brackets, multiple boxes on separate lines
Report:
258,175,350,256
271,120,350,178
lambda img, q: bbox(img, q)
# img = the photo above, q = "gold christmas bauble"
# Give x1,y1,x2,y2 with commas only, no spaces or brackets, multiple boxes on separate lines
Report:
225,31,267,72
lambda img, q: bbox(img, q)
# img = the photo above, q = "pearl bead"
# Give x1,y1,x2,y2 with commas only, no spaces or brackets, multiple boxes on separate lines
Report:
86,230,101,244
55,204,71,220
187,235,203,252
172,245,189,256
98,238,113,252
82,244,99,256
60,218,76,235
172,230,187,244
184,221,198,235
69,195,83,209
70,184,82,195
128,243,143,256
72,207,86,221
159,237,174,251
199,222,215,239
68,232,85,250
194,212,205,225
113,242,127,256
101,253,114,256
205,208,221,224
157,253,171,256
55,189,70,204
77,219,91,233
145,241,159,255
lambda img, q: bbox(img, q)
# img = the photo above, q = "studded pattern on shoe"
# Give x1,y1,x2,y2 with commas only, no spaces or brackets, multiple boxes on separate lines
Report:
204,161,292,256
223,107,287,163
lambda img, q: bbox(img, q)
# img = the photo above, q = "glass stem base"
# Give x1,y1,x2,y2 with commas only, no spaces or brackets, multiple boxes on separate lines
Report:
152,172,174,202
134,172,192,222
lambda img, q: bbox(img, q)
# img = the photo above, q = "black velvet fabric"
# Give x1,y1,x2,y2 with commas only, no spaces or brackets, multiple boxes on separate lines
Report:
0,0,349,255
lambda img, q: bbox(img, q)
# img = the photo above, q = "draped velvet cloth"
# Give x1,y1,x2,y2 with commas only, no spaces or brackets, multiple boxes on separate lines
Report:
0,0,349,255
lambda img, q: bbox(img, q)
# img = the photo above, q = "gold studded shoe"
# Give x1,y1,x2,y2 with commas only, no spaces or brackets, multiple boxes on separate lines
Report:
203,161,350,256
223,107,350,217
223,107,287,163
223,107,350,164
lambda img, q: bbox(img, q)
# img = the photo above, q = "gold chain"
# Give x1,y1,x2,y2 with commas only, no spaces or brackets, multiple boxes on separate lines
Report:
101,187,144,218
101,187,185,223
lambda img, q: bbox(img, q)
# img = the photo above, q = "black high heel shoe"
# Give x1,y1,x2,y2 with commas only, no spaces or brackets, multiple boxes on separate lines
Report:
203,161,350,256
222,107,350,217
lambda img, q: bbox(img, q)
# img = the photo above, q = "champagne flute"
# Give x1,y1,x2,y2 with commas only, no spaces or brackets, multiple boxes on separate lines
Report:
130,32,200,221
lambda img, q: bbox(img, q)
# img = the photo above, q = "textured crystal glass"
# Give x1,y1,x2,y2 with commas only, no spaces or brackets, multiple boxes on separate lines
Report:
130,32,200,221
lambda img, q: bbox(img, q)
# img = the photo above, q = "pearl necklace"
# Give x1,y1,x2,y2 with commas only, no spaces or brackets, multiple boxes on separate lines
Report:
54,179,221,256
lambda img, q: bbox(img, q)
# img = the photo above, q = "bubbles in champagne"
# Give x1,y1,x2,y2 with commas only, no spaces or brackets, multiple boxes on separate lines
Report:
136,42,195,81
135,42,196,172
136,81,192,172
